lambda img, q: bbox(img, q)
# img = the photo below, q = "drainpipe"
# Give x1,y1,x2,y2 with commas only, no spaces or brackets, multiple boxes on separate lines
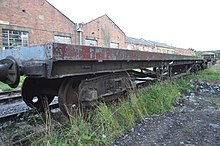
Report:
76,23,83,45
79,31,82,45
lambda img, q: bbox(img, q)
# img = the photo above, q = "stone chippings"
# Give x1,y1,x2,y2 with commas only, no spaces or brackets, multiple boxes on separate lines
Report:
115,80,220,146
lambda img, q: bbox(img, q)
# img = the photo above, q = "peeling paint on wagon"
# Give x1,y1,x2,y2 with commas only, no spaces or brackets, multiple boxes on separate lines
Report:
0,43,201,65
52,43,201,61
0,43,204,79
0,43,53,65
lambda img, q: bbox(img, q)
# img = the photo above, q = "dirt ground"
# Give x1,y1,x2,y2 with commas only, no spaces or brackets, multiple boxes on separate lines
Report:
115,80,220,146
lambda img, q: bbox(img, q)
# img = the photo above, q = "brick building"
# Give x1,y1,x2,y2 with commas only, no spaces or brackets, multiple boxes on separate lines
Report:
148,40,175,54
126,36,175,54
0,0,76,50
126,36,154,52
81,15,126,49
174,48,195,56
0,0,195,56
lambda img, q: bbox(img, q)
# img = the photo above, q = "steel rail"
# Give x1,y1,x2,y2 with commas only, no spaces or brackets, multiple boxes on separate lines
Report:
0,89,20,96
0,90,22,104
0,103,59,123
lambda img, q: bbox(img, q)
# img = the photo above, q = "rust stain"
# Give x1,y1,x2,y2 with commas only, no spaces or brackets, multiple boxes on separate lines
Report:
52,43,202,61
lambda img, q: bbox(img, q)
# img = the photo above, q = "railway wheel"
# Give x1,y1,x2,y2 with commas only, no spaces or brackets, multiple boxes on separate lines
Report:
58,79,82,117
22,78,55,111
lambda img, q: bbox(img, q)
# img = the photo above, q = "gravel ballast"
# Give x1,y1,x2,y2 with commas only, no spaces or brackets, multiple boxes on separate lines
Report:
115,80,220,146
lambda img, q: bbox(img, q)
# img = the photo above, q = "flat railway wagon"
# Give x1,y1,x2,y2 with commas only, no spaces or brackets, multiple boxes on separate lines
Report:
0,43,206,116
202,52,217,65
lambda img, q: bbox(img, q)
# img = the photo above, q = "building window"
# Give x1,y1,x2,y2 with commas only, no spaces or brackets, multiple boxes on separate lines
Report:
157,48,161,53
85,39,97,46
54,36,71,44
2,29,28,49
110,42,119,48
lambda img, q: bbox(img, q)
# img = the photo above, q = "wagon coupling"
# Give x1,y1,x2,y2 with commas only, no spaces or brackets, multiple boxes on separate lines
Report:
0,56,20,88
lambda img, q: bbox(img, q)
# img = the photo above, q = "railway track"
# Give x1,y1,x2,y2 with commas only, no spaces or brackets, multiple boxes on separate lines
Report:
0,109,28,123
0,72,188,123
0,90,22,104
0,89,21,96
0,103,59,123
0,90,60,123
0,77,153,123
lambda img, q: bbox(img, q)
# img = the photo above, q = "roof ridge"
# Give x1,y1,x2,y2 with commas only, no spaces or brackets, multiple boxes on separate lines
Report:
46,0,76,24
83,14,125,35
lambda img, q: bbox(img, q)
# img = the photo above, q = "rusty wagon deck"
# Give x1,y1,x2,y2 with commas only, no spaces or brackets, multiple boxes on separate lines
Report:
0,43,203,79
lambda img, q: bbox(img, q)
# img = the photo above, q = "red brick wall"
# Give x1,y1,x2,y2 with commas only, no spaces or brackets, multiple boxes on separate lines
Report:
82,15,126,49
0,0,76,48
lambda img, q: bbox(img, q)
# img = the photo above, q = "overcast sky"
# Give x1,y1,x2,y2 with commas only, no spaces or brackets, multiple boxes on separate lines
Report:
47,0,220,51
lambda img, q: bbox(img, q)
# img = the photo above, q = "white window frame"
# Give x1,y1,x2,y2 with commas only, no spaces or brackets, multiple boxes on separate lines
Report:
110,42,119,48
85,39,97,46
54,35,71,44
2,29,28,50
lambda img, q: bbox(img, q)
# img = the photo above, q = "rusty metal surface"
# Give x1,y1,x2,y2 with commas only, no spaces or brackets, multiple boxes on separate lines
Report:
0,43,204,79
0,43,202,63
50,60,199,78
52,43,202,61
0,43,53,65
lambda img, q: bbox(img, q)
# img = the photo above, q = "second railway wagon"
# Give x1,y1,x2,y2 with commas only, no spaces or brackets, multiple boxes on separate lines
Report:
0,43,205,116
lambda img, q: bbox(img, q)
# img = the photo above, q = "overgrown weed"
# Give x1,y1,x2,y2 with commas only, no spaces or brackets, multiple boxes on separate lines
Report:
29,78,193,145
195,68,220,82
6,65,220,145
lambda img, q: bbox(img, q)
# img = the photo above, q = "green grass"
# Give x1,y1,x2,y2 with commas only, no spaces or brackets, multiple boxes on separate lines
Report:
26,78,193,146
5,64,220,145
209,98,220,107
182,128,193,134
194,65,220,82
0,76,25,91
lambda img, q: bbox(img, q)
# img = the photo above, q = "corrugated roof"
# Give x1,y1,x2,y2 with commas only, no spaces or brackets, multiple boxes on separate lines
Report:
147,40,174,48
126,36,154,46
126,36,178,49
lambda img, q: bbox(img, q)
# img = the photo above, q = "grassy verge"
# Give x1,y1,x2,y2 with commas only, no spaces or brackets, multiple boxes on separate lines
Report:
194,64,220,82
29,78,193,145
0,76,25,91
6,63,220,145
